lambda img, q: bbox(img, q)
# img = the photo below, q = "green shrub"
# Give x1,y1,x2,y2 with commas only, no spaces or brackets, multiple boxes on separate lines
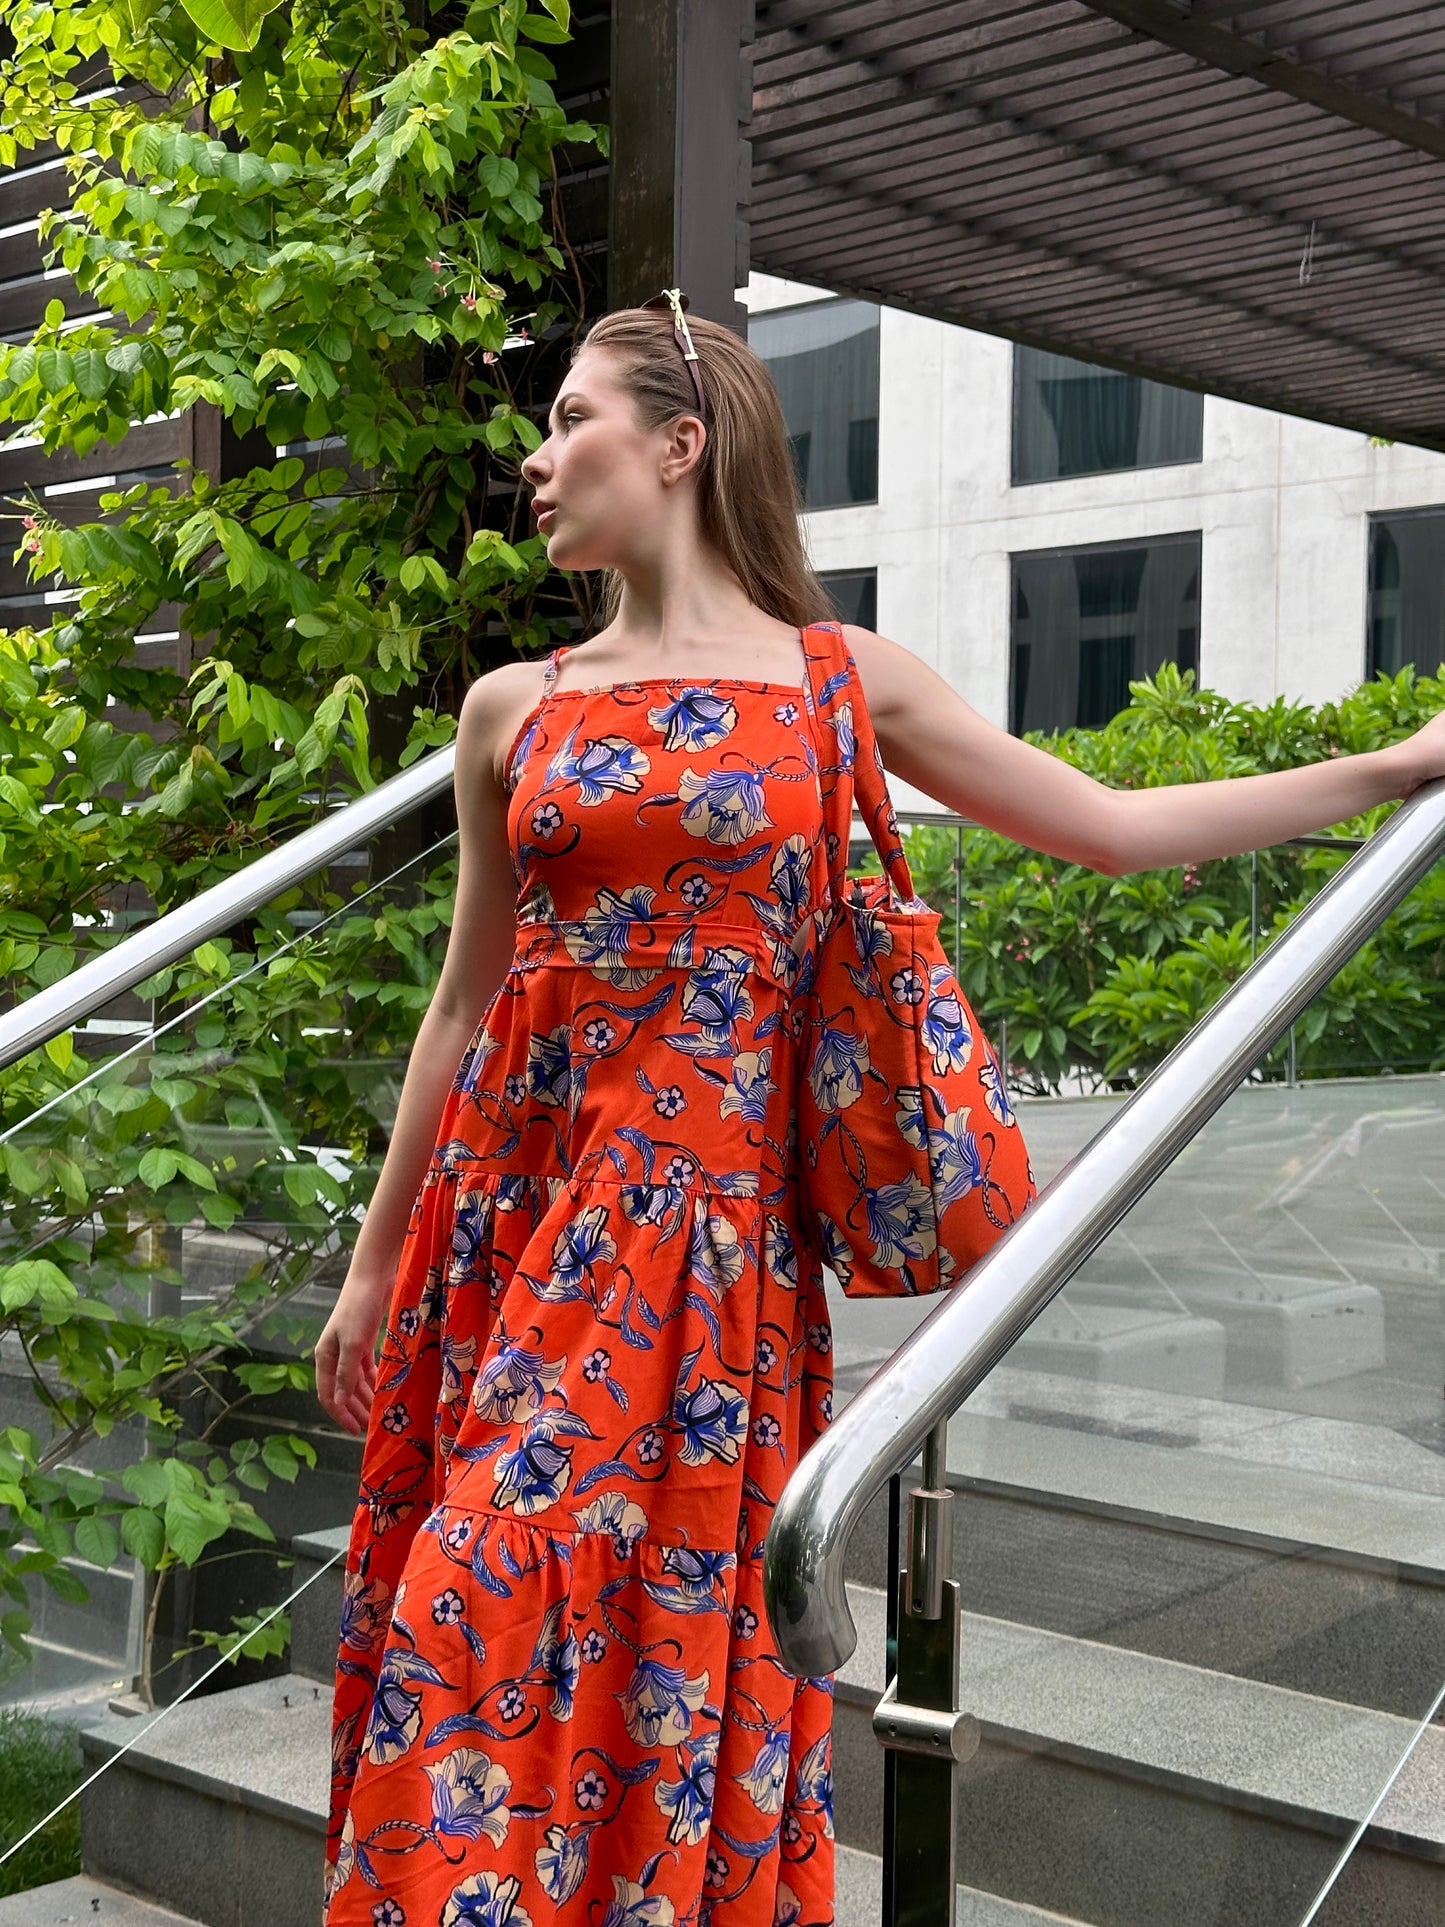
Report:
876,664,1445,1094
0,1708,82,1897
0,0,596,1697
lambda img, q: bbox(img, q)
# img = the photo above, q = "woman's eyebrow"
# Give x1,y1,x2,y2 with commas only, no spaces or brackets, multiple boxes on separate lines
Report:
550,390,586,420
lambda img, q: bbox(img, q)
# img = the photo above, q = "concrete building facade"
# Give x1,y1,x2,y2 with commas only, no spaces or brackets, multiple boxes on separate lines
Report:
745,272,1445,814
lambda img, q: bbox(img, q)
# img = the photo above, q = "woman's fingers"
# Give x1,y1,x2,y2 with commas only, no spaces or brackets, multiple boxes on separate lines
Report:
314,1314,382,1434
314,1333,338,1409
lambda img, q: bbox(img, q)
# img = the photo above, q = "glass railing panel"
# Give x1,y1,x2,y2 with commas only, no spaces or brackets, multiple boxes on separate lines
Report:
0,1533,345,1912
830,834,1445,1927
885,816,1444,1097
0,831,454,1911
7,805,1440,1921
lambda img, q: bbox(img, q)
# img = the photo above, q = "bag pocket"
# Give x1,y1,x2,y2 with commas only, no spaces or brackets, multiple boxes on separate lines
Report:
796,876,1035,1298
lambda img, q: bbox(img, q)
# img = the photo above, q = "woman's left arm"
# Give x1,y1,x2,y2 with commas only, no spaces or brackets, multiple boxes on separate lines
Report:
846,625,1445,877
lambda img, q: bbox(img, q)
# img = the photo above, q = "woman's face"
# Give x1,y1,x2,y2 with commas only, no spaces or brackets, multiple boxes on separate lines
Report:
520,347,695,573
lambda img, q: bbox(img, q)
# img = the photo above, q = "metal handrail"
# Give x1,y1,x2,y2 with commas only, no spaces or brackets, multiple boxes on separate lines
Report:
0,746,456,1076
762,778,1445,1679
0,744,1366,1085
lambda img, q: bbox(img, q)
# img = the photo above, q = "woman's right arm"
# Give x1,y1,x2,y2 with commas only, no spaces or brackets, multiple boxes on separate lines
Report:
313,668,532,1435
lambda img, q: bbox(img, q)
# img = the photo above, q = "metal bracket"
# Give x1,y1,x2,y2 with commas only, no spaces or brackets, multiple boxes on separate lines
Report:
906,1483,953,1619
873,1675,980,1764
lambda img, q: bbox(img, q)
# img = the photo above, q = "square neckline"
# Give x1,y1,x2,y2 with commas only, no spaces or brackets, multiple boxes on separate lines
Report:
545,623,812,701
502,626,822,797
501,674,813,800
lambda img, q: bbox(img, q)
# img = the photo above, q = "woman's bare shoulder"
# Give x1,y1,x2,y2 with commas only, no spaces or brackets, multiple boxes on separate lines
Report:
459,656,554,796
836,622,929,733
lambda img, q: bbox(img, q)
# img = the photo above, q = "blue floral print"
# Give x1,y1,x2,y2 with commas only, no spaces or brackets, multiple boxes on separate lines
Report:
534,1822,591,1905
327,636,860,1927
920,964,975,1075
676,766,774,845
805,1021,870,1114
647,688,739,752
618,1655,710,1749
425,1747,512,1845
550,728,652,807
440,1870,532,1927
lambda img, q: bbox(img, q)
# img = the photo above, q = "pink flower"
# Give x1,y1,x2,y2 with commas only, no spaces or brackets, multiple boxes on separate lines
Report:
461,294,477,311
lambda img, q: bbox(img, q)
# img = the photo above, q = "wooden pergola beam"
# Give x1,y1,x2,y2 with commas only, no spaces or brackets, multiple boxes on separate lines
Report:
1079,0,1445,160
607,0,754,330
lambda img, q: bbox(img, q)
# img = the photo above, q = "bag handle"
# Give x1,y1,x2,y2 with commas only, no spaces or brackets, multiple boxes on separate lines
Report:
802,620,918,907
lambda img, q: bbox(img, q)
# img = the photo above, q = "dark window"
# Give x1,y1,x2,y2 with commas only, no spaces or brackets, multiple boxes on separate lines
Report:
788,430,812,495
1367,511,1445,679
750,300,880,509
1010,536,1202,735
1012,345,1203,484
819,569,877,631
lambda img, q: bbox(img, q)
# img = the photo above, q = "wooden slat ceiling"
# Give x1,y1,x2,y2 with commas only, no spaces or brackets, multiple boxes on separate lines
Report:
747,0,1445,449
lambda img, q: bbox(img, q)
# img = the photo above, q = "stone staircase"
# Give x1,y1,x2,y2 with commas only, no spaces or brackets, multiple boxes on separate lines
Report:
5,1086,1444,1924
0,1527,345,1927
3,1401,1442,1927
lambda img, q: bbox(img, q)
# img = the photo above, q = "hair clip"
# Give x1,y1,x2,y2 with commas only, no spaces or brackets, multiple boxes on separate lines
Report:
642,288,708,424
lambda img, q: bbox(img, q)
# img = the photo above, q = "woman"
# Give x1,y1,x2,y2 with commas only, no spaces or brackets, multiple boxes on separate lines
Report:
315,296,1445,1927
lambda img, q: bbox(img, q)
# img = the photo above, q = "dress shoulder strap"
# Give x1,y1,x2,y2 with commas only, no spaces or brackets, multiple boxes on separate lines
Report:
540,644,571,696
802,620,917,908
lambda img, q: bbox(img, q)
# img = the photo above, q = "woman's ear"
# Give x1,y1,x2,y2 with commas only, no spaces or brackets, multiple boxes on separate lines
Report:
659,414,707,487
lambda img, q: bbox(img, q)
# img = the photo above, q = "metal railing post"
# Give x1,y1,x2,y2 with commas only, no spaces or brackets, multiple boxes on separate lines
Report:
875,1418,977,1925
764,781,1445,1684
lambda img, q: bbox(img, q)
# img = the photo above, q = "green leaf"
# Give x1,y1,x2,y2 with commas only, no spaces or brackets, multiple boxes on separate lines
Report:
519,12,570,40
1,1610,32,1657
75,1514,121,1570
122,1460,172,1506
260,1435,301,1482
175,0,283,52
121,1506,166,1567
42,1564,91,1605
0,1259,78,1319
2,1142,44,1198
172,1152,218,1192
477,154,520,198
198,1190,241,1229
165,1486,231,1565
31,943,76,988
138,1147,180,1189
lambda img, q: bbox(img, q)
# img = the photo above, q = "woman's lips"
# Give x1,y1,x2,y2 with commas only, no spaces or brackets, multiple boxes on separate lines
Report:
537,508,557,531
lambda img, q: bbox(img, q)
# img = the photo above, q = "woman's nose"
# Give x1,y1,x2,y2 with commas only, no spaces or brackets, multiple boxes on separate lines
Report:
520,443,551,487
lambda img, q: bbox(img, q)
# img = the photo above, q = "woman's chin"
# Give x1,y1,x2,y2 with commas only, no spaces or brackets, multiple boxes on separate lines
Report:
547,537,611,573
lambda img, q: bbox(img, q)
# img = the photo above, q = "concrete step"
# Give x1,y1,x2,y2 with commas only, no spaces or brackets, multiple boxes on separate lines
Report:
77,1673,327,1927
287,1525,349,1685
840,1391,1445,1717
835,1845,1095,1924
0,1877,202,1926
834,1581,1445,1927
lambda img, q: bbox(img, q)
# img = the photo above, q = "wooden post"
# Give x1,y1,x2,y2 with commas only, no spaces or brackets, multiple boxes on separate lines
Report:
608,0,752,332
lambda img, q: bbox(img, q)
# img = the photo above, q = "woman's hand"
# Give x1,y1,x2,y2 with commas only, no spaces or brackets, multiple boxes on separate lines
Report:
1394,709,1445,802
314,1285,386,1437
309,675,520,1439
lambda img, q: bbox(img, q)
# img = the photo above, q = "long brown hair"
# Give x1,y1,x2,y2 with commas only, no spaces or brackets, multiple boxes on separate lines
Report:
577,305,840,632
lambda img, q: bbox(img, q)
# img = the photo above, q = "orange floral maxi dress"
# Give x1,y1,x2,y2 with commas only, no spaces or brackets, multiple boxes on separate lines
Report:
325,625,850,1927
